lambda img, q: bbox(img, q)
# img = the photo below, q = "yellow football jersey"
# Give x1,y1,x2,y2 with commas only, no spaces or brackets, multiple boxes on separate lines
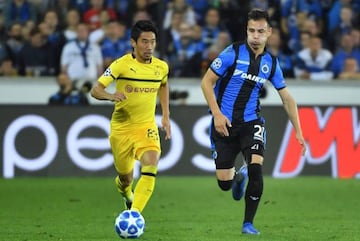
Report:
98,53,169,130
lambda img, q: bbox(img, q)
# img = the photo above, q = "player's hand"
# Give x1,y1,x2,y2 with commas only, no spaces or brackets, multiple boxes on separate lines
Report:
213,112,232,137
161,116,171,140
112,91,127,102
296,133,306,156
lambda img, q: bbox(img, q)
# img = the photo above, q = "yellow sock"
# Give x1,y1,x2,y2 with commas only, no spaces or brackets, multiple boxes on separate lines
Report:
131,166,157,212
115,176,134,202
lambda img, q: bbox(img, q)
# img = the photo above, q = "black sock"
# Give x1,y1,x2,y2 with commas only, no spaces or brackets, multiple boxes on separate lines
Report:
244,163,263,224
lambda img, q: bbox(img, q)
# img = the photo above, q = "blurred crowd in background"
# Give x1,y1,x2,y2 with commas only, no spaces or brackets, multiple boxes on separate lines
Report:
0,0,359,84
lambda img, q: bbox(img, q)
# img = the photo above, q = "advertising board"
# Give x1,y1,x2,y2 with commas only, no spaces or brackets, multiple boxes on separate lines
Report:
1,105,359,178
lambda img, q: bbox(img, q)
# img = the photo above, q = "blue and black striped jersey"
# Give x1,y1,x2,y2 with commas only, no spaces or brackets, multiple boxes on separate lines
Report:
210,42,286,125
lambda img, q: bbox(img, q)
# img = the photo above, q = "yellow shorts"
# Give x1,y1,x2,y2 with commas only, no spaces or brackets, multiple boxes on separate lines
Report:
109,124,161,175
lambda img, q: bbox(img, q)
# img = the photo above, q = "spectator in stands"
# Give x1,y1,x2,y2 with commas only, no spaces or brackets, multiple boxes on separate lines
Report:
331,33,360,78
70,0,91,15
186,0,208,24
299,30,311,50
32,0,91,26
17,26,56,76
83,0,117,32
111,0,129,22
28,0,52,20
89,9,111,44
0,12,7,42
250,0,280,26
48,73,89,105
192,23,207,61
302,0,324,30
294,35,333,81
328,5,356,52
63,8,81,42
301,18,321,37
41,10,65,42
351,28,360,50
21,19,36,41
280,0,306,51
327,0,356,34
162,10,183,59
291,30,311,54
192,24,204,46
201,7,230,49
212,30,231,52
201,30,231,75
5,23,24,69
0,41,17,76
338,57,360,80
211,0,249,42
3,0,37,29
168,22,204,77
147,0,161,25
39,10,66,74
280,0,324,53
267,27,294,78
44,0,76,30
294,18,325,50
60,23,103,88
125,0,160,27
131,9,152,27
101,20,131,67
163,0,196,29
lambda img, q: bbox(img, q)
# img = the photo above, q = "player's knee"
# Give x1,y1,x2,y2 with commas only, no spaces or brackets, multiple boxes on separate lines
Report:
117,175,133,187
217,180,233,191
141,165,158,177
246,163,264,198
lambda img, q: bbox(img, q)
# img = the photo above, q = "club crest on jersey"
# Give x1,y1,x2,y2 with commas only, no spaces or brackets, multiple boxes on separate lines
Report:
212,58,222,70
154,65,160,76
261,64,270,74
103,67,112,76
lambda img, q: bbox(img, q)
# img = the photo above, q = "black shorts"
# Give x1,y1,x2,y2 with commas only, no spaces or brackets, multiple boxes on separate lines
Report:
210,119,266,169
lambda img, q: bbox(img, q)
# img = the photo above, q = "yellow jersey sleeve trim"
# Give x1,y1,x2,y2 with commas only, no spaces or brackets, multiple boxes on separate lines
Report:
117,77,163,83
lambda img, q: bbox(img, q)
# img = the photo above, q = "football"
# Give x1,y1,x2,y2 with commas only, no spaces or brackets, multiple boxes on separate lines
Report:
115,210,145,239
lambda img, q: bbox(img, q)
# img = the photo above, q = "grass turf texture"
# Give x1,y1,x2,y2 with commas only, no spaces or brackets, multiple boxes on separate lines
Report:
0,177,359,241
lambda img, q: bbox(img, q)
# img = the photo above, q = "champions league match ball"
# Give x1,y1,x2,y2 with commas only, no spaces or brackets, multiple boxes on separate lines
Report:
115,210,145,239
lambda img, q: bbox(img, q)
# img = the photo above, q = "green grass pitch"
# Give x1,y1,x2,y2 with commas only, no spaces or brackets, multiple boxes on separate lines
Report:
1,176,359,241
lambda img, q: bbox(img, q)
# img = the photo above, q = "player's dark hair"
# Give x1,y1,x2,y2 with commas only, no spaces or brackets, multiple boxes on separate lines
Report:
131,20,158,41
248,9,271,27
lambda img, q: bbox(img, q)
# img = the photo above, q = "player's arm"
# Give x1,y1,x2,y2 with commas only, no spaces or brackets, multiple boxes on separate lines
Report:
278,87,306,155
201,68,232,136
90,82,127,102
91,61,126,102
158,81,171,140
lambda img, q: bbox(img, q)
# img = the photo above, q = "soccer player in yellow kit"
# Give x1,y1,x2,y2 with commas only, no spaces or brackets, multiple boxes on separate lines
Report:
90,20,171,213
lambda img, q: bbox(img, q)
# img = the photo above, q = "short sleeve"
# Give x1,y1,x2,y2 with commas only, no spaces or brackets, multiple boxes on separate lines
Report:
210,44,236,77
161,62,169,85
270,58,287,90
98,59,121,87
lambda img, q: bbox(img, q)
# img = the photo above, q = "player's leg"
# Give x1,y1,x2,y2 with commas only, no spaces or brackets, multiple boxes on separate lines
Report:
115,172,134,209
132,150,159,212
211,137,239,191
110,134,135,209
241,119,266,234
242,152,263,234
131,126,161,213
232,163,248,201
216,167,236,190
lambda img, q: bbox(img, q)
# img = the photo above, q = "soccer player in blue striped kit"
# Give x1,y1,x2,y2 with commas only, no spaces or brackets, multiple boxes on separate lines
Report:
201,9,306,234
